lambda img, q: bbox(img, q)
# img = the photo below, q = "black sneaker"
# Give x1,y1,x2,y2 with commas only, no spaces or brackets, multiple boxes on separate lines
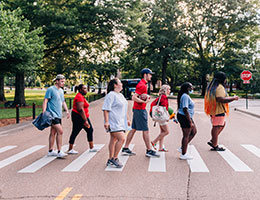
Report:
106,159,113,166
122,148,136,156
146,149,160,158
110,158,123,168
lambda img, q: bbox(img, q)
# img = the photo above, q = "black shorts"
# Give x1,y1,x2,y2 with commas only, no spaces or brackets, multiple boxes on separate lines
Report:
177,113,193,128
52,118,62,125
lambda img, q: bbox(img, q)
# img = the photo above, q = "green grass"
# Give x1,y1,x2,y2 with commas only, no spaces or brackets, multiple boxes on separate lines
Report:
0,89,100,119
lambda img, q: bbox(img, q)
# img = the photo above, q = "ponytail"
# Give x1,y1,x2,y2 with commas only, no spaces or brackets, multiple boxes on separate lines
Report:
74,84,84,93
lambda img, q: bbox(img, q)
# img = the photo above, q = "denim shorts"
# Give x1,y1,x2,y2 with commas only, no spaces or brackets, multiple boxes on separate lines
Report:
132,109,148,131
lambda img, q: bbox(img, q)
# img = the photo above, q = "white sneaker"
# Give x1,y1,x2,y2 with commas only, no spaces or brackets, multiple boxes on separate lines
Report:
47,150,57,157
57,150,68,158
89,148,98,152
177,147,182,153
67,149,78,154
180,153,193,160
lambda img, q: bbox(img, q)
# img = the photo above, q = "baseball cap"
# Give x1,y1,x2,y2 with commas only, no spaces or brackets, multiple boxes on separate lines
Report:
141,68,154,75
52,74,65,81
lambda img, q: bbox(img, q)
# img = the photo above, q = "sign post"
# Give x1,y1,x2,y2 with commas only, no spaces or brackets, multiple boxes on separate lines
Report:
240,70,252,109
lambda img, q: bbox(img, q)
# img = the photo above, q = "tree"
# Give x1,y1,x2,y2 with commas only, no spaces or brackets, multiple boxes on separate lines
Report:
183,0,259,95
0,3,45,105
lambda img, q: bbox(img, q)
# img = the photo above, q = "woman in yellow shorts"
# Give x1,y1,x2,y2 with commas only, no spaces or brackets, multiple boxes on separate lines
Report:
204,72,238,151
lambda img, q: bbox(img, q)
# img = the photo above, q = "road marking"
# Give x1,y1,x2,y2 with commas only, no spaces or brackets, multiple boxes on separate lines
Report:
0,124,31,135
0,146,17,153
187,145,209,173
54,187,72,200
18,145,69,173
105,144,135,172
72,194,83,200
148,151,166,172
217,145,253,172
241,144,260,158
62,144,105,172
0,145,45,169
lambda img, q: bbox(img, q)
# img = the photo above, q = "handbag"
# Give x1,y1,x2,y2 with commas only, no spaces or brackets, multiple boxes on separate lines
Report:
151,95,169,122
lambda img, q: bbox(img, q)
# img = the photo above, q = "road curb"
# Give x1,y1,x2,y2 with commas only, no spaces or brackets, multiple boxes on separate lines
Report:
234,108,260,119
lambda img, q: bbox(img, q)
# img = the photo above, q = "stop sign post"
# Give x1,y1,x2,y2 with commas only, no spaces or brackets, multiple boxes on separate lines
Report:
241,70,252,109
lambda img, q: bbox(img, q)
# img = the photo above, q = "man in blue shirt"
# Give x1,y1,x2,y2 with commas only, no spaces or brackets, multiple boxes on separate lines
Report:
43,74,70,158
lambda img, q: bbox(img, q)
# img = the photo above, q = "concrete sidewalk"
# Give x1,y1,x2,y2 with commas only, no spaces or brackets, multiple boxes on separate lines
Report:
231,98,260,118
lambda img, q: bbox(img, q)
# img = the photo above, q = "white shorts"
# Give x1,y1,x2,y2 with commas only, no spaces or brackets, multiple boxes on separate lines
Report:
158,121,168,126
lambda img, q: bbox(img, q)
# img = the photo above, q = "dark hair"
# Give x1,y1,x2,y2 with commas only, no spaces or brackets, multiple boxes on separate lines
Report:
74,84,84,93
206,71,226,97
177,82,192,109
107,78,118,93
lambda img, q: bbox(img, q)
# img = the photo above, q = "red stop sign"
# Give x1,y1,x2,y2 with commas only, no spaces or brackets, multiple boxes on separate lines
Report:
241,70,252,81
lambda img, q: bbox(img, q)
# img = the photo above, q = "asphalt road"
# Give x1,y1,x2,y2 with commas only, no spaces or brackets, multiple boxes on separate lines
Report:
0,98,260,200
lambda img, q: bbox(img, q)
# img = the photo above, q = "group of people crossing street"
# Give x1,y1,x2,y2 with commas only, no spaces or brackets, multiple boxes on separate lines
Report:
41,69,239,168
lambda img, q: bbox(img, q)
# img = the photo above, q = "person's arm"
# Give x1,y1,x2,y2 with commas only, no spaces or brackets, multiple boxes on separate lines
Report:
76,101,89,127
216,96,239,103
63,101,70,119
103,110,110,131
42,98,48,112
132,93,150,103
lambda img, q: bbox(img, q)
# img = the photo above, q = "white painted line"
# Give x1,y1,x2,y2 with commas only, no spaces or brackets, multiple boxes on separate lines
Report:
18,145,69,173
62,144,105,172
0,145,45,169
0,146,17,153
187,145,209,173
148,151,166,172
217,145,253,172
0,124,31,135
105,144,135,172
241,144,260,158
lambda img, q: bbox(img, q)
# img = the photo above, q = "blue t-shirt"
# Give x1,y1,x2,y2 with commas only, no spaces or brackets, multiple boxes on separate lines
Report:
44,86,65,119
178,93,194,118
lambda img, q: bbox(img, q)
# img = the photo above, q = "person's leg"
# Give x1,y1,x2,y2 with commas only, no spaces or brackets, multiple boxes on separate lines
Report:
188,123,197,143
143,130,151,150
112,132,126,159
49,126,57,151
69,113,84,151
156,125,169,150
52,124,63,151
83,118,94,149
124,129,136,148
108,134,117,159
181,128,192,155
211,124,225,147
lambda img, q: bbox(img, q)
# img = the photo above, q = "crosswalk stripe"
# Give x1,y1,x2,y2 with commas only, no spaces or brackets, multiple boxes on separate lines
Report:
187,145,209,172
62,144,105,172
18,145,69,173
148,151,166,172
241,144,260,158
54,187,72,200
105,144,135,172
72,194,83,200
0,146,17,153
0,145,45,169
217,145,253,172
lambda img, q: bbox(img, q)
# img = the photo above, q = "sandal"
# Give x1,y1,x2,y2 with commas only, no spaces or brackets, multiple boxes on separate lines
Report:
159,148,168,152
207,140,215,148
151,142,157,150
210,145,226,151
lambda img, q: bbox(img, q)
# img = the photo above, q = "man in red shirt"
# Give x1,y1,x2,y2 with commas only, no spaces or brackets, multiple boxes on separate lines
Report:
122,68,160,157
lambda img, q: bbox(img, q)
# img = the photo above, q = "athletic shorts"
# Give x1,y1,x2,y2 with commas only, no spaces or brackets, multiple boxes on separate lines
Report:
132,109,148,131
211,113,225,126
177,113,193,128
52,118,62,125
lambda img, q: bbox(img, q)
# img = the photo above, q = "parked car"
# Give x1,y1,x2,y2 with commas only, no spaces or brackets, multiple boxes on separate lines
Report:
121,79,141,100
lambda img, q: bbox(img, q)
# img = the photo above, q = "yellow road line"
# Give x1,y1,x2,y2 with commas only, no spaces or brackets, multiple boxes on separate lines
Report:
72,194,83,200
54,187,73,200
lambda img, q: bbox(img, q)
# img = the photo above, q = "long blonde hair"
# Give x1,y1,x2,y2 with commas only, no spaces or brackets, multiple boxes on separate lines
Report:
159,84,170,95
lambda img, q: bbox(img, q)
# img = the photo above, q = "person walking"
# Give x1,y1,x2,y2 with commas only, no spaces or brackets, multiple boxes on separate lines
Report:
205,71,239,151
102,78,130,168
177,82,197,160
42,74,70,158
67,84,96,154
150,84,171,152
122,68,159,157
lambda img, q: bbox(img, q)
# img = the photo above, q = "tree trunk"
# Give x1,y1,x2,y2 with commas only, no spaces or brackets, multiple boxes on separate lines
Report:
14,72,26,106
0,75,6,102
162,56,168,85
98,75,102,94
201,73,207,96
229,80,233,93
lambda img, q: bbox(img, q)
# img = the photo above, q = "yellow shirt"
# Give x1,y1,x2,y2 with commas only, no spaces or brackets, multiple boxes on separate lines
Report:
215,85,228,115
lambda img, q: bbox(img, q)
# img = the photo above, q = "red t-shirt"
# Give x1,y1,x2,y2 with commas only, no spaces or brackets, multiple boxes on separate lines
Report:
72,93,90,117
150,94,169,113
133,79,148,110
